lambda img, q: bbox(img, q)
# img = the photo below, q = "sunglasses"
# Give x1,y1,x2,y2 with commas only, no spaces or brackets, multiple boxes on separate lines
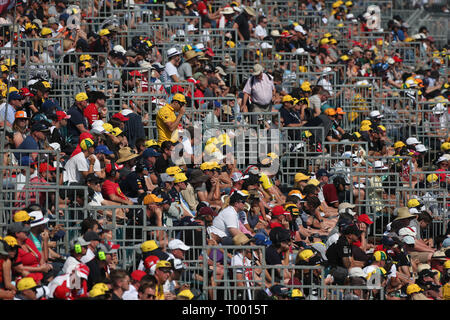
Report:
159,268,172,273
144,294,156,299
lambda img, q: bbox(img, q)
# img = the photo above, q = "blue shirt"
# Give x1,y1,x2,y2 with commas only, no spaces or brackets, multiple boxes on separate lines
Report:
15,135,40,160
67,104,88,144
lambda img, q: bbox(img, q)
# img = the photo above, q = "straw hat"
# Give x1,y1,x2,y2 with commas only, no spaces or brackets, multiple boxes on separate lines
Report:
116,147,139,164
393,207,417,221
184,50,200,61
243,6,256,17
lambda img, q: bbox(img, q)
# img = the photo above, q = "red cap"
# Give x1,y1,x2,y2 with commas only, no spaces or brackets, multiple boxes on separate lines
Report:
130,270,147,282
144,255,160,270
357,213,373,225
198,207,218,217
171,85,185,94
205,48,215,57
269,221,284,229
53,285,72,300
39,162,56,173
112,113,129,121
187,77,200,85
129,70,143,77
20,87,34,97
272,205,289,216
56,110,71,121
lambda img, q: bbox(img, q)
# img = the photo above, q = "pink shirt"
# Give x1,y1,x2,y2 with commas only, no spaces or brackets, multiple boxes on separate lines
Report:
243,73,274,106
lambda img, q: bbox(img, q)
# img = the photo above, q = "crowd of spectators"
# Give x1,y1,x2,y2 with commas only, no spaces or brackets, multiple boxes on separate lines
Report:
0,0,449,300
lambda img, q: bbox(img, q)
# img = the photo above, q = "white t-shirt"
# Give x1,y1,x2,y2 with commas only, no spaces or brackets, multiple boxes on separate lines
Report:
88,191,105,207
164,62,179,80
254,25,267,39
122,284,139,300
63,152,89,183
212,206,240,238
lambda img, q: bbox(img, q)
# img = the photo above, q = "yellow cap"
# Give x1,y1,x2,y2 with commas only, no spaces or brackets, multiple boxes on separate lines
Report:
145,139,158,147
324,33,332,38
41,27,52,36
324,108,337,116
99,29,111,36
394,141,406,149
166,166,182,176
102,123,113,133
298,249,315,261
340,55,350,61
291,289,304,298
206,137,219,146
377,125,386,132
406,284,423,295
4,59,16,66
111,127,122,137
282,95,294,103
83,61,92,69
300,81,311,91
407,198,421,208
226,41,235,48
156,260,172,269
13,210,33,222
307,178,320,186
359,125,372,132
444,260,450,269
441,142,450,151
92,282,110,292
80,138,95,151
332,1,343,8
3,235,18,247
174,172,188,183
302,130,312,138
80,54,92,62
143,193,163,205
172,93,186,104
17,277,37,291
426,174,438,183
0,65,8,72
360,120,372,126
75,92,88,102
204,143,220,155
298,66,307,72
89,288,106,298
320,38,330,45
345,1,353,6
200,162,213,171
177,289,194,300
294,172,310,182
141,240,158,252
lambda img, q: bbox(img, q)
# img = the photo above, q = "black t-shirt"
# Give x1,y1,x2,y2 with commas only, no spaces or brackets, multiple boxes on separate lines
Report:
67,105,88,144
368,138,385,152
119,171,147,198
326,235,353,268
234,13,251,41
265,245,283,265
389,249,411,267
279,106,301,126
154,155,174,174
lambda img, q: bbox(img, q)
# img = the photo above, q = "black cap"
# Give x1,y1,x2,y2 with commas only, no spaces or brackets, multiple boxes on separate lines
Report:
31,122,50,132
269,227,291,244
8,222,30,234
83,230,101,242
270,284,290,297
342,224,362,236
86,173,103,184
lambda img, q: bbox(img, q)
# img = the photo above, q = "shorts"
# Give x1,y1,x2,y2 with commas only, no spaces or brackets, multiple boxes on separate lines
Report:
409,251,431,264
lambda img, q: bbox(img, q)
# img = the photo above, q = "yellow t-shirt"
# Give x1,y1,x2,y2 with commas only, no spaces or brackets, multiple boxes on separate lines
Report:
155,284,165,300
259,173,273,190
156,104,177,144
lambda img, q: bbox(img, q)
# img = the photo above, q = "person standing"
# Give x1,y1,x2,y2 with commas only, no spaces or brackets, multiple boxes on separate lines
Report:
241,64,275,121
67,92,89,146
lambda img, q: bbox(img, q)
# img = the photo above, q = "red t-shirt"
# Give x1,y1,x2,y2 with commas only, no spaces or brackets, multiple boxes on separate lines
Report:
102,179,128,201
197,1,208,15
83,103,99,126
322,184,339,206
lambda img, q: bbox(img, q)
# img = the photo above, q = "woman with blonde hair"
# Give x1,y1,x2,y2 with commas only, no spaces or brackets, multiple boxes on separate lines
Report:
12,110,30,148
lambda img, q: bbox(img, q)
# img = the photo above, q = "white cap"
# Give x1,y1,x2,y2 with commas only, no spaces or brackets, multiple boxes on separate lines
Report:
386,57,395,65
231,172,249,182
187,24,198,32
294,25,307,35
342,151,353,158
415,144,428,153
432,103,445,115
195,43,205,50
348,267,366,278
29,210,49,227
323,67,332,74
437,155,449,163
167,47,182,58
168,239,190,251
173,258,185,270
373,160,388,170
295,47,305,54
409,208,420,214
49,142,61,151
406,137,420,145
113,45,126,54
403,235,415,245
369,110,383,118
261,42,273,49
